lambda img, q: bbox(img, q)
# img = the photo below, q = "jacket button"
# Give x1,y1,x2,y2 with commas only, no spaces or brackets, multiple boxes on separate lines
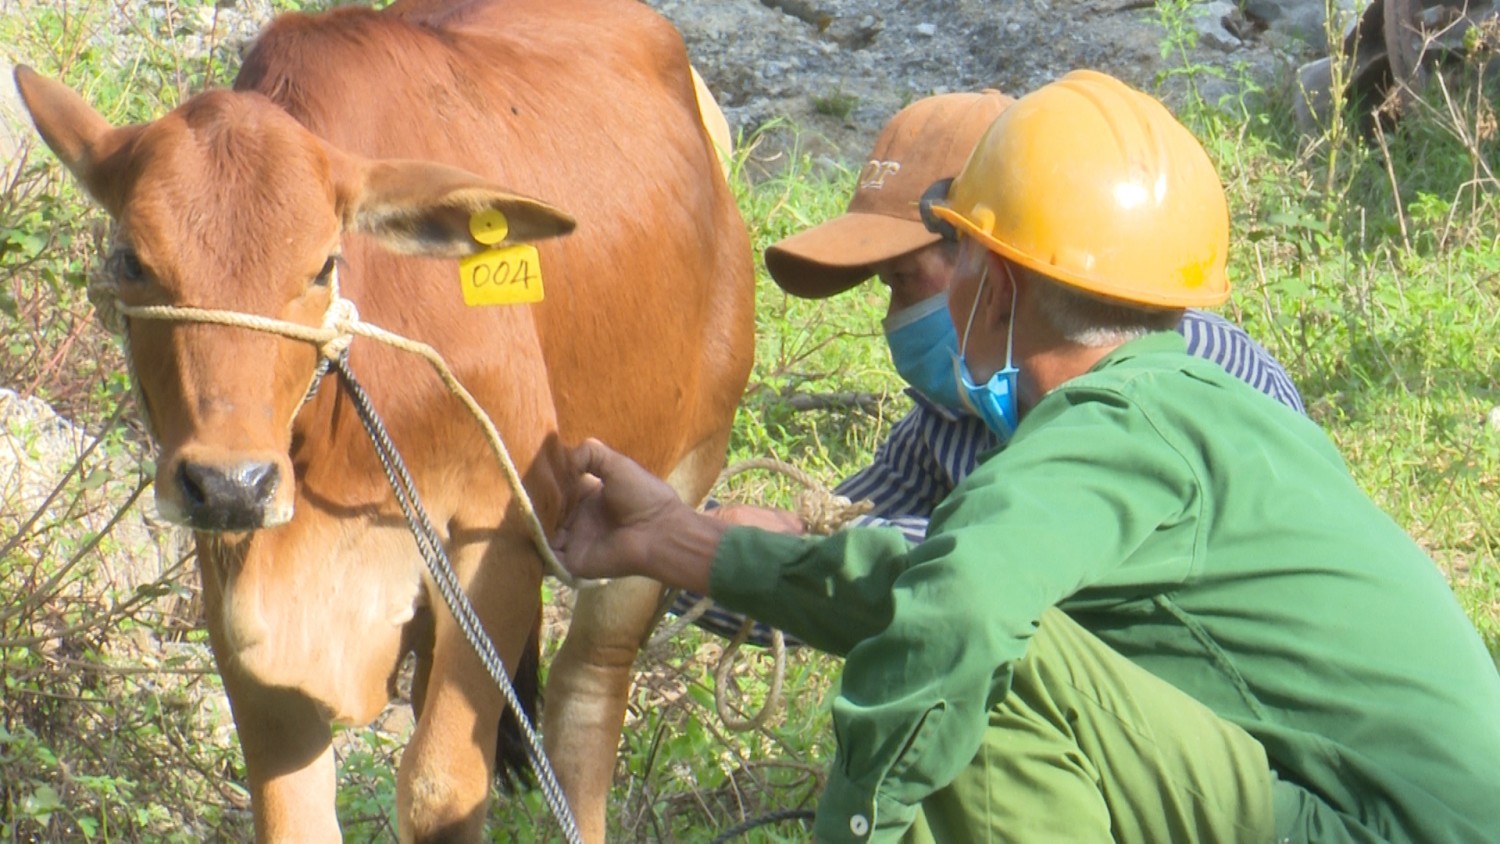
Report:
850,814,870,836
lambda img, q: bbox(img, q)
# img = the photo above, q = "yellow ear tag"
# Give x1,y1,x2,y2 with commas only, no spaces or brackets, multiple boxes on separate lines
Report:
459,244,544,306
459,210,544,306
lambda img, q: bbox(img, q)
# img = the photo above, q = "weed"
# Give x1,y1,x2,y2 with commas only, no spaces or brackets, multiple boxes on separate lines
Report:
812,89,859,121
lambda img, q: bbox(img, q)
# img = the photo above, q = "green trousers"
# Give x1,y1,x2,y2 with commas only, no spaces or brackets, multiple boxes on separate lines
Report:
900,608,1278,844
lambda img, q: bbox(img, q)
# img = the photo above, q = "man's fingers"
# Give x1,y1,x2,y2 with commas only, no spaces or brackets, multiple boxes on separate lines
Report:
549,524,569,555
570,472,602,509
571,437,616,481
559,440,607,512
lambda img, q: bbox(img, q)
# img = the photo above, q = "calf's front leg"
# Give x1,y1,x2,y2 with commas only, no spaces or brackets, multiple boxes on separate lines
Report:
202,566,341,843
397,535,543,843
543,574,664,844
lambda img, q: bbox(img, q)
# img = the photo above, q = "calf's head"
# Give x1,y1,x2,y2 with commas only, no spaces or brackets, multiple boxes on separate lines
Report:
14,67,574,532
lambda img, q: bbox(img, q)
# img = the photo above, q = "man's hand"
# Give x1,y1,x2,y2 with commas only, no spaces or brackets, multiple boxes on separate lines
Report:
551,438,683,579
551,438,727,592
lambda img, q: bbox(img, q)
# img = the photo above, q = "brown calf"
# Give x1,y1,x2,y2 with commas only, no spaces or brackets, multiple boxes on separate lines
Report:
14,0,754,840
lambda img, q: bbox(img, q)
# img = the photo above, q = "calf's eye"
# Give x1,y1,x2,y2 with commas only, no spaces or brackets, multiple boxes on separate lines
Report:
314,256,337,287
115,250,145,284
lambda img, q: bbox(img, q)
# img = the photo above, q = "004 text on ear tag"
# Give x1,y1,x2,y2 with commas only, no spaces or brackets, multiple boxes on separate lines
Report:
459,243,545,306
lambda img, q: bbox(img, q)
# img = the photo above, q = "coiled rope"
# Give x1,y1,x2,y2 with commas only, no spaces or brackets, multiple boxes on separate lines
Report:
651,457,871,733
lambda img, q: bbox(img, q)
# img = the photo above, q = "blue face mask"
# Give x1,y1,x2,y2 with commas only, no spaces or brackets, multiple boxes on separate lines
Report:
883,293,964,410
953,267,1022,442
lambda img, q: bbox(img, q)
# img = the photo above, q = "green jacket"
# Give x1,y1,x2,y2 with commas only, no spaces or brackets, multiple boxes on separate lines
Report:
711,331,1500,843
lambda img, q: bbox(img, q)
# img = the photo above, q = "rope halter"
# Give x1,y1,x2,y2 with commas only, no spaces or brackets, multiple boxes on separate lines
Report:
89,262,584,587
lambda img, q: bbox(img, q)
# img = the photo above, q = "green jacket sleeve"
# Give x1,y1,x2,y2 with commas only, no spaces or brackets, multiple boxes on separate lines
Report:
711,526,918,657
712,382,1206,843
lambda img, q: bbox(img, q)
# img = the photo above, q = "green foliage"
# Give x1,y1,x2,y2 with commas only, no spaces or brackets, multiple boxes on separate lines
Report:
1,4,278,840
333,725,402,838
1175,15,1500,664
1152,0,1228,108
0,408,243,840
722,140,907,502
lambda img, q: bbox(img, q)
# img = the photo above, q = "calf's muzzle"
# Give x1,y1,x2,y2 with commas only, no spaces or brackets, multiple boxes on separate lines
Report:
177,459,283,531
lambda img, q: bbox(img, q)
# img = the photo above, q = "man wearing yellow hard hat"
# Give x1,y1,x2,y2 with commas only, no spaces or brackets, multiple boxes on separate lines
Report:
552,71,1500,842
669,87,1306,647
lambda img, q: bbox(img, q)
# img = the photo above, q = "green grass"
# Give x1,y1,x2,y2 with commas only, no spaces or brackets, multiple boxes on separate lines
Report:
1197,64,1500,662
2,1,1498,842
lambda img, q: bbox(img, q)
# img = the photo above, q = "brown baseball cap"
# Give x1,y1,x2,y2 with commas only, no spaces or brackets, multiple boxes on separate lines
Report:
765,89,1016,299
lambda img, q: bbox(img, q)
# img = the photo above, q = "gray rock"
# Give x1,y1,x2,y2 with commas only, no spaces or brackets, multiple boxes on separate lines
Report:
1197,1,1245,52
0,389,189,606
1246,0,1366,45
1292,55,1336,134
1290,0,1499,136
648,0,1329,170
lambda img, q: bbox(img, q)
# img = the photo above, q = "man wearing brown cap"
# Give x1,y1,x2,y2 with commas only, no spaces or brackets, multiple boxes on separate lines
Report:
671,88,1304,645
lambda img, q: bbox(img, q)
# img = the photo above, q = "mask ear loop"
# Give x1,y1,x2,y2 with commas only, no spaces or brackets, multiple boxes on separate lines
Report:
958,263,988,359
999,260,1018,372
957,258,1019,371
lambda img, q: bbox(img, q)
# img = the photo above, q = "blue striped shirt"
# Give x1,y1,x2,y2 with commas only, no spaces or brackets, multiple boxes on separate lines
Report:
672,310,1305,642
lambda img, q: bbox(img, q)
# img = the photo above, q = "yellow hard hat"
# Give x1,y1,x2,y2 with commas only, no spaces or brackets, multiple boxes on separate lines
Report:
929,70,1230,308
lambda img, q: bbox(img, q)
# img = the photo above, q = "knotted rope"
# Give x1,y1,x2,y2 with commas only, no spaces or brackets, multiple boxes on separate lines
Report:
717,456,874,534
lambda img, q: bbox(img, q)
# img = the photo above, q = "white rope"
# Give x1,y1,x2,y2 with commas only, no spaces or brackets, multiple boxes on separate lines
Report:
685,457,872,732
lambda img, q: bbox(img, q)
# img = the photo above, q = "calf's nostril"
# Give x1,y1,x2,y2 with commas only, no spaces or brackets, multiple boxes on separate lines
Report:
178,461,210,508
244,461,279,505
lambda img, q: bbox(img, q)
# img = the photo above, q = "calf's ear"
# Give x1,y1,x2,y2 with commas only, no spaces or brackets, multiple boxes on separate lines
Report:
13,65,143,215
335,149,576,257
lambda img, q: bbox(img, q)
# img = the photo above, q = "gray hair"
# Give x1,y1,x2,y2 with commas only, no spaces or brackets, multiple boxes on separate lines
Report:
1024,266,1182,346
